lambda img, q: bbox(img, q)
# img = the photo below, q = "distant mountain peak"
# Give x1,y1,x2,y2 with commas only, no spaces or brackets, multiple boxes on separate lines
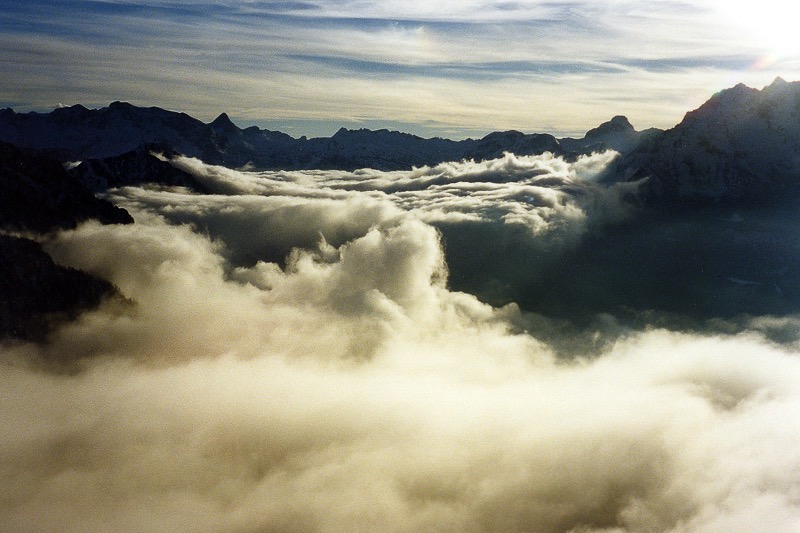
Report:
50,103,92,121
331,127,419,141
761,76,800,97
481,130,525,141
608,115,632,127
768,76,788,88
54,103,88,112
585,115,634,138
717,82,757,100
210,112,238,131
682,82,758,122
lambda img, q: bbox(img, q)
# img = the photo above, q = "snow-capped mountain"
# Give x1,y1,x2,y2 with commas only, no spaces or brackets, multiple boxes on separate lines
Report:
613,78,800,204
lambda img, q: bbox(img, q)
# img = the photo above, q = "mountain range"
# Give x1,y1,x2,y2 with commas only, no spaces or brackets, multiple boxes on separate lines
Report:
4,78,800,205
0,102,657,172
3,78,800,340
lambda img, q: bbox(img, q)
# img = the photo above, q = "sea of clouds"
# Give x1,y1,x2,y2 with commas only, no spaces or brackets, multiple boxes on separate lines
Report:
4,151,800,532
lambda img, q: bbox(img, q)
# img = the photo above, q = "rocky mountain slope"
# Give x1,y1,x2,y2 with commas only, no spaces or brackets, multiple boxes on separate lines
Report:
612,78,800,205
0,143,132,340
0,142,133,230
68,143,209,193
0,234,119,341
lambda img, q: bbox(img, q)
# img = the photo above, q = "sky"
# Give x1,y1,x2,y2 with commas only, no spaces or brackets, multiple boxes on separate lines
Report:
6,152,800,530
2,0,800,138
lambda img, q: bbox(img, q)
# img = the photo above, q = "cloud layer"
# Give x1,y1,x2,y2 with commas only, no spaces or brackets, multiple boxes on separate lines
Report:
133,151,633,264
4,153,800,531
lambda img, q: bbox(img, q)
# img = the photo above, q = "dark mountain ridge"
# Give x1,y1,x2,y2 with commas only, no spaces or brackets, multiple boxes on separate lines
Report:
0,103,656,172
68,143,210,193
0,142,132,341
0,142,133,231
610,77,800,205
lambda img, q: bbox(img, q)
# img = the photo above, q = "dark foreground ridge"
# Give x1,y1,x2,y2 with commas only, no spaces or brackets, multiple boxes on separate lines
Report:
0,142,133,231
0,143,132,341
0,235,119,341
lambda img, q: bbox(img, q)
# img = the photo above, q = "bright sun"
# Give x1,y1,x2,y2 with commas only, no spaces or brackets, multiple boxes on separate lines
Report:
709,1,800,59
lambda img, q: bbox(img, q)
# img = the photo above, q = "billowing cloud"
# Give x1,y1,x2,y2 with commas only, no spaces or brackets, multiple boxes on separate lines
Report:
111,150,800,325
4,152,800,531
163,150,634,244
4,213,800,531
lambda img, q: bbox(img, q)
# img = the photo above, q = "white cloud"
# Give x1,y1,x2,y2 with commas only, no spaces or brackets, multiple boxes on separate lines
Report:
98,153,640,320
5,210,800,530
163,150,631,232
4,152,800,530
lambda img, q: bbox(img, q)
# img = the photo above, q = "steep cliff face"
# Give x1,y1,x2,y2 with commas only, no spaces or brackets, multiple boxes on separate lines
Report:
614,78,800,205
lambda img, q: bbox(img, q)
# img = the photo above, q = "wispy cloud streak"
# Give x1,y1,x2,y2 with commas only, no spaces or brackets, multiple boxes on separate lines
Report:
0,0,794,136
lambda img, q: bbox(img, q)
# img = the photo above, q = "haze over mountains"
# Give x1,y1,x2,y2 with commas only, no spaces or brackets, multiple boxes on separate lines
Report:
7,80,800,531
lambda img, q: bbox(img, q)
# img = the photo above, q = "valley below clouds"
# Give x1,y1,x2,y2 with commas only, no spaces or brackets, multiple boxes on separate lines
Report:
5,151,800,532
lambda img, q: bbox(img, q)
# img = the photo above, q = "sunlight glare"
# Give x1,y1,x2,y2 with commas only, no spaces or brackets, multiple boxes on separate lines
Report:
709,0,800,60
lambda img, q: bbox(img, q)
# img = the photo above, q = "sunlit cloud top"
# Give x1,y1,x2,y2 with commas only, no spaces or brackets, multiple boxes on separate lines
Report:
1,0,798,138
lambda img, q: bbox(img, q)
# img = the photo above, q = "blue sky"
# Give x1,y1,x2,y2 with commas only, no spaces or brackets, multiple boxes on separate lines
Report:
2,0,799,138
